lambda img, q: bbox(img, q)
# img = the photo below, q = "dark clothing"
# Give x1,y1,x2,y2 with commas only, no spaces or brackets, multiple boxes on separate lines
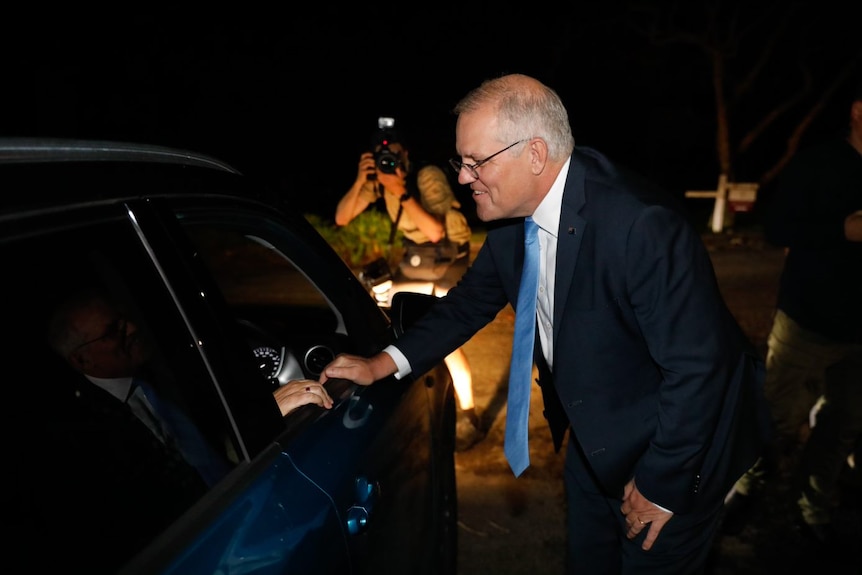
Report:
394,147,769,572
14,365,208,573
131,377,231,487
734,132,862,529
766,135,862,343
564,437,722,573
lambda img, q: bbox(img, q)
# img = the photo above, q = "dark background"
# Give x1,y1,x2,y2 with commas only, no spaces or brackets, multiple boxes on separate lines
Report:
2,3,859,224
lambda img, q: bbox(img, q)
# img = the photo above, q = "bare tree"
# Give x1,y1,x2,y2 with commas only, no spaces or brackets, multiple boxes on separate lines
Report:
626,0,861,229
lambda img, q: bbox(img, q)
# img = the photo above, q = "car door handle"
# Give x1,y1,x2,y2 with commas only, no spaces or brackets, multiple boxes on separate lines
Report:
345,476,379,535
343,394,373,429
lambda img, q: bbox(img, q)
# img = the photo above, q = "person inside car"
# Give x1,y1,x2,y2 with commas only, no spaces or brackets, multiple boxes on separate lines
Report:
45,287,334,484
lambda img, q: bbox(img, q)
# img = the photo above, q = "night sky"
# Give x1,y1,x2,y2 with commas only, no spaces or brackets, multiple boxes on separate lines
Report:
3,3,859,223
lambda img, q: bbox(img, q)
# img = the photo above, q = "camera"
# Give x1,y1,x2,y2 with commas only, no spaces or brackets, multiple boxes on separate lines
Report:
374,146,400,174
371,116,401,175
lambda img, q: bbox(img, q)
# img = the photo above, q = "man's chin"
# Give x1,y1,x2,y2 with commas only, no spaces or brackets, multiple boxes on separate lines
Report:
127,339,153,364
475,204,503,222
473,195,494,221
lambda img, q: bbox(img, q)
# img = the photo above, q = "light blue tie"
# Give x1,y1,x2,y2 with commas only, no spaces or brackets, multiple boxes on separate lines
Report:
505,216,540,477
134,378,230,487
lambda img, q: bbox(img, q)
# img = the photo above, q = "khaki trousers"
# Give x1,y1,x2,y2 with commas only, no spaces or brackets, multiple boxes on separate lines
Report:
734,309,862,524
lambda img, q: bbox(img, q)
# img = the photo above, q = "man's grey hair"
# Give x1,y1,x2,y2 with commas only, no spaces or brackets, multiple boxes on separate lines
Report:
453,73,575,162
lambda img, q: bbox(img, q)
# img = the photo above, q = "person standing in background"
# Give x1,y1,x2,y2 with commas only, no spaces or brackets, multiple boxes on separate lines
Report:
335,120,483,451
722,76,862,546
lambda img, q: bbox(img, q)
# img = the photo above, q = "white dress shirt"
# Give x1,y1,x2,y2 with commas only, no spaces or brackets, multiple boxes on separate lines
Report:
530,158,570,371
86,374,167,442
386,158,571,378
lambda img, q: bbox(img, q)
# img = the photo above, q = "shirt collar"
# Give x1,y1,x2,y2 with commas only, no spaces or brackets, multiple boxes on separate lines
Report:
85,374,135,402
531,157,570,237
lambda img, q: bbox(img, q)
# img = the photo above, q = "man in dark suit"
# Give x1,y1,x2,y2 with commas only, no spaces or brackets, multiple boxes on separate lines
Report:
322,73,768,574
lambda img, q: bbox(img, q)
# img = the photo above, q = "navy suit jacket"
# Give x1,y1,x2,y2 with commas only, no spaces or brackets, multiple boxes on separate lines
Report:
395,147,769,514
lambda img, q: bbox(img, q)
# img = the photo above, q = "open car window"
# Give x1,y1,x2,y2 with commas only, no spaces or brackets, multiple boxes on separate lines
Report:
174,213,362,433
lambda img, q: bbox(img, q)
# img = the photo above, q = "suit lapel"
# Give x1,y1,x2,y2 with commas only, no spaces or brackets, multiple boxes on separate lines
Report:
553,155,587,353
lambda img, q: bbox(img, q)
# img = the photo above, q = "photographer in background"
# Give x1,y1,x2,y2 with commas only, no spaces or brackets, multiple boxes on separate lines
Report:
335,119,483,451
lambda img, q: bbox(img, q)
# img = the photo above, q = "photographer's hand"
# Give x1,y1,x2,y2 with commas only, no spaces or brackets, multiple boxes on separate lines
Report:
335,152,377,227
357,152,377,184
377,168,408,199
379,166,446,242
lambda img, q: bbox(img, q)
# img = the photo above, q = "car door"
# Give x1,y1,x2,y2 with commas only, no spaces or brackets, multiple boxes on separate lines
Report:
2,156,454,574
2,202,360,574
148,196,454,574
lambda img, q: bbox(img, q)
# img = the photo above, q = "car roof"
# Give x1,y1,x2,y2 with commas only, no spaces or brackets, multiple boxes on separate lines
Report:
0,138,255,214
0,138,240,174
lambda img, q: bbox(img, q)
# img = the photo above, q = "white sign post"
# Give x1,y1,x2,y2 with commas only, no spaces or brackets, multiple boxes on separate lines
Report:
685,176,758,233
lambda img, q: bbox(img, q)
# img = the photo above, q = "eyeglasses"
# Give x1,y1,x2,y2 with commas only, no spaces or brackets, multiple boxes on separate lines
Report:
449,140,525,179
72,316,128,353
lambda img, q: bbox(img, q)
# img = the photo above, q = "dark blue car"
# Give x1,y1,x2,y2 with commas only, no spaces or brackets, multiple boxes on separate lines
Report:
1,139,457,574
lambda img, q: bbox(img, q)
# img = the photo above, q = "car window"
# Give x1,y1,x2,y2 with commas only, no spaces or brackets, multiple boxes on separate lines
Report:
176,212,357,387
3,212,241,573
185,225,332,310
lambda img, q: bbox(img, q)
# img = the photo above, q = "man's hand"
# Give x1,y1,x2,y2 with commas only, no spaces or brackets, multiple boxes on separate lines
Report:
272,379,333,417
619,478,674,551
320,352,397,386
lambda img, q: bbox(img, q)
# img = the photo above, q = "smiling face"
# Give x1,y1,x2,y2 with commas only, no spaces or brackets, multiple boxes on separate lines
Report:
453,106,547,222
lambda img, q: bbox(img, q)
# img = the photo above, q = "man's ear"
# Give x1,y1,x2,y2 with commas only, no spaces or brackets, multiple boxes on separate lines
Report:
529,138,549,175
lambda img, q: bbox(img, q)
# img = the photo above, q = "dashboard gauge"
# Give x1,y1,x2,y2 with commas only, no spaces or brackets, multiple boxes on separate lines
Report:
304,344,335,377
252,345,282,380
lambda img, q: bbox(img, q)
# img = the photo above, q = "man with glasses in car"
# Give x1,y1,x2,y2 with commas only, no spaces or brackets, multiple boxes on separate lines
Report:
46,287,333,485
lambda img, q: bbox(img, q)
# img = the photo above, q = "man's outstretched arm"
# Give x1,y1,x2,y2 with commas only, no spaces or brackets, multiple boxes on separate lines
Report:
319,351,399,386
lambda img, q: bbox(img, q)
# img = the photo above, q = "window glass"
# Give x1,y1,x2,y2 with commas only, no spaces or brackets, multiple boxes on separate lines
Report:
3,214,239,572
186,224,332,310
180,218,345,385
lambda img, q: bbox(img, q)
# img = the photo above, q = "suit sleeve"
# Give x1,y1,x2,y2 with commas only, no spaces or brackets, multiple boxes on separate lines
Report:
625,205,757,512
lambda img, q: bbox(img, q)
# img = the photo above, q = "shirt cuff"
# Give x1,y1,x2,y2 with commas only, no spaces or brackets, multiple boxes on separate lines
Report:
383,345,412,380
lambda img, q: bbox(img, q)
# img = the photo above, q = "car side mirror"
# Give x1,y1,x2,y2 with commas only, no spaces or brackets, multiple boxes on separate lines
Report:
388,292,438,338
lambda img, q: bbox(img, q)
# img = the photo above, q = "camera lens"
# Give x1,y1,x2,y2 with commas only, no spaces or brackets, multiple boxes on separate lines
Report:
375,150,399,174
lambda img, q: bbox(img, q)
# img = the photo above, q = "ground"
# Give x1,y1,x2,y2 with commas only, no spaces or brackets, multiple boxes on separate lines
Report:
454,228,861,574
